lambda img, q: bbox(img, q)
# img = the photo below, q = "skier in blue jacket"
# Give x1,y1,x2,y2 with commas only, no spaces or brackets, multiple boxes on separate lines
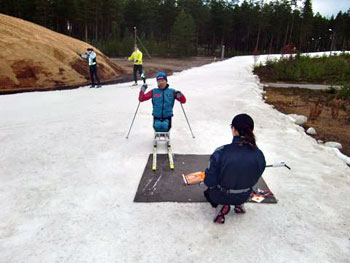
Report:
204,114,266,224
138,72,186,132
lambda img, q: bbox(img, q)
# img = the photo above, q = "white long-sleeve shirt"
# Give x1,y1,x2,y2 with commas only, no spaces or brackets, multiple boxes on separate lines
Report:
81,51,97,66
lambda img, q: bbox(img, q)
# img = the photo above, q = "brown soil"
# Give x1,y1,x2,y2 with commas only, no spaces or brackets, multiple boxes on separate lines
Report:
0,14,127,94
264,87,350,156
110,57,215,81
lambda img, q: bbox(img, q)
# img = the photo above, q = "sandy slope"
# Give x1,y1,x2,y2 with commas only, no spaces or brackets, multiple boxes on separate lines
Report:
0,14,126,93
0,55,349,263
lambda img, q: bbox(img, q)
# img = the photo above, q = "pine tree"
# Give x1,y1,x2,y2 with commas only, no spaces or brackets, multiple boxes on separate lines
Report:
300,0,313,50
171,9,196,56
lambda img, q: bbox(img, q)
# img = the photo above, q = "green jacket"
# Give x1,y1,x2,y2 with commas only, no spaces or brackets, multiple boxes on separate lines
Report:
128,50,143,65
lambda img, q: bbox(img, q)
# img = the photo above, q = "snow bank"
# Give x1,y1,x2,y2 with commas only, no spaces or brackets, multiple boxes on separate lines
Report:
334,149,350,165
325,141,343,149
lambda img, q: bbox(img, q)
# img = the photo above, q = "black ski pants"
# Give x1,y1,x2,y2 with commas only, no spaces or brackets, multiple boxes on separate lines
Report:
204,187,251,208
133,64,144,83
89,64,100,86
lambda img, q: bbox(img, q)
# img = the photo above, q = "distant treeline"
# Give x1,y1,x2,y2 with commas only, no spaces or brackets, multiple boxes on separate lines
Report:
1,0,350,57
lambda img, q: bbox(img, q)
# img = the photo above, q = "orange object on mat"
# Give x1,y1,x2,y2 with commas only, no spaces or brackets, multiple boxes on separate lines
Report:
182,171,206,185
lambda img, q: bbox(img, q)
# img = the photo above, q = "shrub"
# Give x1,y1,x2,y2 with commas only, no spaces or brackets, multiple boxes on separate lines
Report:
338,86,350,99
255,53,350,84
326,86,337,94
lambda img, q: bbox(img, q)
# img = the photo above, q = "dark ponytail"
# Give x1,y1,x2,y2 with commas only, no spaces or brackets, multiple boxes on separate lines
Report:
231,113,256,149
238,125,256,149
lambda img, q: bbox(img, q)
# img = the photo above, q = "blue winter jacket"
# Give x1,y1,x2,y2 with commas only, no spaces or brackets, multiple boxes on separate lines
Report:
204,137,266,190
152,85,175,118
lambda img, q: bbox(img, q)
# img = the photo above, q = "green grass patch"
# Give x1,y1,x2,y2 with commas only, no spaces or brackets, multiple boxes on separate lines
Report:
255,53,350,85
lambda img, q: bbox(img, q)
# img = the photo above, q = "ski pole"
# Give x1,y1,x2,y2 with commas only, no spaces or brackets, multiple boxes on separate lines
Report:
266,161,291,170
183,161,291,186
126,102,141,139
180,103,195,139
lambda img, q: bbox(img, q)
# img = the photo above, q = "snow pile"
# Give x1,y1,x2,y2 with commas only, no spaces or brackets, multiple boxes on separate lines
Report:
288,114,308,125
0,14,126,93
306,127,317,135
0,54,349,263
325,141,342,149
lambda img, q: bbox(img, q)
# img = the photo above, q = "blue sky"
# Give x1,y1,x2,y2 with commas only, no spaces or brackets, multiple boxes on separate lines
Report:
312,0,349,17
243,0,350,17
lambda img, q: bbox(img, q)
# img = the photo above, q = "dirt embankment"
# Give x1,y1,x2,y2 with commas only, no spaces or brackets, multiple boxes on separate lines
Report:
0,14,127,94
264,87,350,156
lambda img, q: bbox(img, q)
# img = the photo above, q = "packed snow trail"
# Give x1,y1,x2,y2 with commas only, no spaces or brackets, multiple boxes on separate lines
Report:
0,55,349,263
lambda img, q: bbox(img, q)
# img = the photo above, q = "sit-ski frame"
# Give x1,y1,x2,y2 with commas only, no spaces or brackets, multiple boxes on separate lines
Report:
152,131,174,171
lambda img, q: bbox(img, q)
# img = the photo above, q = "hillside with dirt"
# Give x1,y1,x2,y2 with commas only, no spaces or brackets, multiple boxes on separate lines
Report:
0,14,126,94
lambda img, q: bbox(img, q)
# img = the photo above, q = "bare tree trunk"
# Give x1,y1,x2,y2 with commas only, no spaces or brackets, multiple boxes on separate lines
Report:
56,17,59,32
288,15,295,44
85,23,88,42
212,33,216,55
276,34,281,52
254,26,261,52
283,22,289,47
95,10,98,41
269,35,274,54
299,22,305,51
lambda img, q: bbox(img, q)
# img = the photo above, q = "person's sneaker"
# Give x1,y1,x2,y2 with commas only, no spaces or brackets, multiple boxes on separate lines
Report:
220,205,231,215
96,85,102,88
214,213,225,224
234,204,246,214
132,82,138,86
141,72,146,80
213,205,230,224
89,85,95,88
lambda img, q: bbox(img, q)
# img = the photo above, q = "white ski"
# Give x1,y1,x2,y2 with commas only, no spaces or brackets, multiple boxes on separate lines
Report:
152,143,157,171
167,142,174,170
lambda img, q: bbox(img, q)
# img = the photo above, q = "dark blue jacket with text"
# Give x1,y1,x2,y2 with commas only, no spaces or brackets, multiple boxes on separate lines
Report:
204,137,266,190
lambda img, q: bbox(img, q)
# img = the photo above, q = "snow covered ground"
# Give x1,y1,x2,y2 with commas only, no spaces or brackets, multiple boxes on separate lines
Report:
1,54,349,263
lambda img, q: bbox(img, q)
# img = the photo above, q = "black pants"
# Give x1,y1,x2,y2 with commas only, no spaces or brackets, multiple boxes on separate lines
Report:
133,65,144,83
89,65,100,86
204,188,251,208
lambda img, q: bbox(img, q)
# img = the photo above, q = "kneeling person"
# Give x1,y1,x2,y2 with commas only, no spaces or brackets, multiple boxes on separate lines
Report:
204,114,266,224
138,72,186,132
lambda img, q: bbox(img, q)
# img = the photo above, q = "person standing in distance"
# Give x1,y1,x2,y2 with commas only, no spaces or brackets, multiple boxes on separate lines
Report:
128,45,146,86
80,48,101,88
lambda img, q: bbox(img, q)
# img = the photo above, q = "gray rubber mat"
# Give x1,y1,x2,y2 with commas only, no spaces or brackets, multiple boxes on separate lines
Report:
134,154,277,203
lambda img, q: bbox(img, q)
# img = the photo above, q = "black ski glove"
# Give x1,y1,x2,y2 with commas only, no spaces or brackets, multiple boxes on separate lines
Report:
175,91,183,99
141,84,148,93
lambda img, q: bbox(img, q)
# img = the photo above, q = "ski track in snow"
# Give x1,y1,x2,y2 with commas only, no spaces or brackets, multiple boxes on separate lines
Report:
0,53,349,263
